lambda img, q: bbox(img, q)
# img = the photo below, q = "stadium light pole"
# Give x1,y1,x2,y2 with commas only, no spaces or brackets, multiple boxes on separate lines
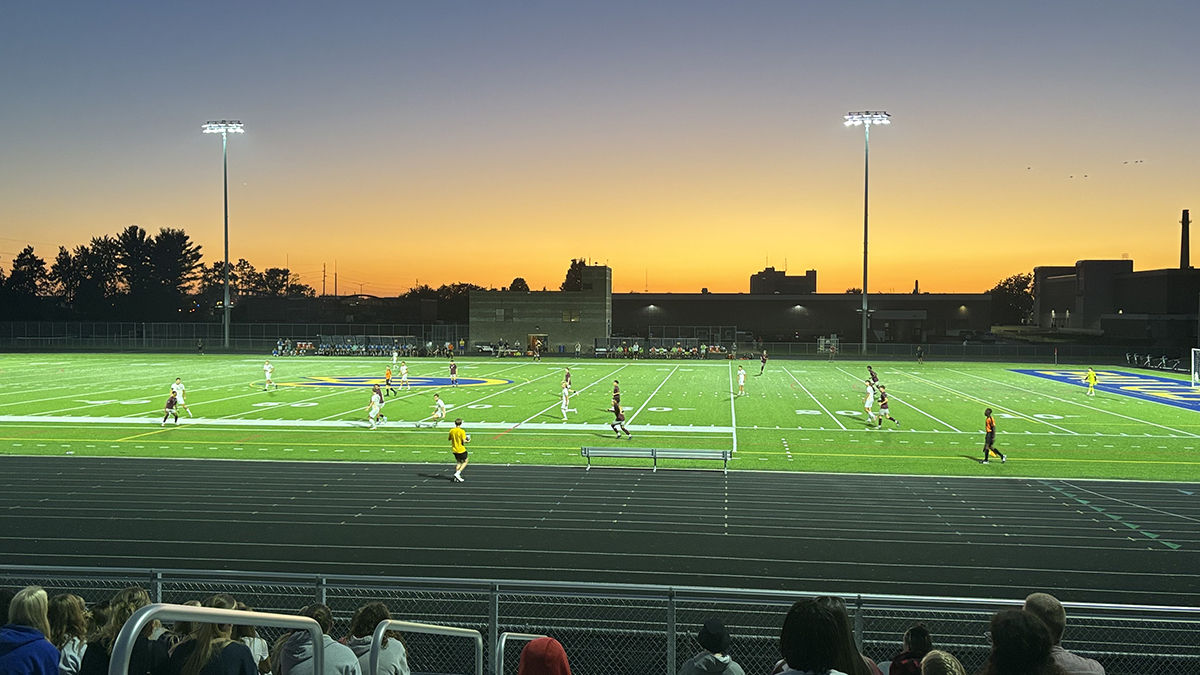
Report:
202,120,244,349
844,111,890,355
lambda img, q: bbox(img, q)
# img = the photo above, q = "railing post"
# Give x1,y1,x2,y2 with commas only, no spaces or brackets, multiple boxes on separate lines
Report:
854,594,864,654
490,583,500,675
150,570,162,603
316,575,327,605
666,588,676,675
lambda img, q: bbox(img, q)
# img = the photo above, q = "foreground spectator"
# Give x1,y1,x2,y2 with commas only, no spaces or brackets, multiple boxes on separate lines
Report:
343,602,409,675
814,597,880,675
231,603,271,675
919,651,964,675
888,624,933,675
1022,594,1104,675
677,618,744,675
517,637,570,675
272,605,359,675
78,586,167,675
0,586,60,675
85,603,110,645
163,594,256,675
979,610,1063,675
158,601,202,652
776,599,848,675
48,593,90,675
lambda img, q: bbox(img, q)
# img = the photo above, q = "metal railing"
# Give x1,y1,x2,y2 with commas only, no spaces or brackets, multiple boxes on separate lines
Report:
109,604,324,675
370,619,483,675
495,633,546,675
3,564,1196,675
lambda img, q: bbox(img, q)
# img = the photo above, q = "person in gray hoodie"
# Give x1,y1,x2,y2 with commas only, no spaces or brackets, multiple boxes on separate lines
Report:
342,603,409,675
677,618,744,675
272,605,360,675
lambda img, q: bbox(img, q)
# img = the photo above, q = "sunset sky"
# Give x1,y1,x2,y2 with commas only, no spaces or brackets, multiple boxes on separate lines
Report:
1,1,1196,295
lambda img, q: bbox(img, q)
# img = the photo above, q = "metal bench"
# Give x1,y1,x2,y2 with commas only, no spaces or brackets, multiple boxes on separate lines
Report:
581,447,733,474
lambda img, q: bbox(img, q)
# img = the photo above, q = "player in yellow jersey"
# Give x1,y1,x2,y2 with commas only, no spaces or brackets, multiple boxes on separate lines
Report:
449,418,470,482
1085,368,1097,396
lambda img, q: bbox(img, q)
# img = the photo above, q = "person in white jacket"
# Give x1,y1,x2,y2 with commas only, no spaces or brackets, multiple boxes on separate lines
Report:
47,594,89,675
273,605,360,675
342,603,409,675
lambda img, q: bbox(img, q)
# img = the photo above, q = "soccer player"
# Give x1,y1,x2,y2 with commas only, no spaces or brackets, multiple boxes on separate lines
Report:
575,342,581,358
366,385,386,430
449,360,458,387
867,366,880,388
982,408,1006,464
828,342,837,361
391,348,398,368
877,385,899,428
170,378,193,417
449,418,470,483
162,392,180,426
564,367,573,391
1085,367,1097,396
399,361,410,390
431,393,447,426
737,366,746,396
611,401,632,439
612,380,621,406
759,350,768,375
384,367,396,397
534,339,542,362
560,382,577,421
263,360,275,390
863,381,877,423
915,345,924,364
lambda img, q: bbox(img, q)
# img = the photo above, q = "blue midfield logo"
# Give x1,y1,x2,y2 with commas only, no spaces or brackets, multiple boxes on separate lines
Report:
280,376,512,388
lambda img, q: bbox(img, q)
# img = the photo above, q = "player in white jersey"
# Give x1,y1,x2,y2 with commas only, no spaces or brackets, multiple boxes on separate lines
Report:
560,382,577,421
737,366,746,396
366,385,386,429
263,361,275,390
429,393,447,426
399,361,410,390
863,380,877,422
391,348,398,368
170,378,193,417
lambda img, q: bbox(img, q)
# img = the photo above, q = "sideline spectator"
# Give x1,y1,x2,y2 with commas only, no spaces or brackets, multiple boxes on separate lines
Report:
231,603,271,675
814,597,881,675
342,602,409,675
84,603,110,644
78,587,167,675
776,599,848,675
163,594,256,675
159,601,203,652
272,605,359,675
919,651,965,675
517,637,570,675
888,624,933,675
979,610,1063,675
677,618,744,675
1,586,60,675
1022,594,1104,675
48,593,90,675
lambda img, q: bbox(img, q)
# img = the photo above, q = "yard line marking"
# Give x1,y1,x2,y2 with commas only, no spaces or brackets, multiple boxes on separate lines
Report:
835,367,961,432
1058,481,1200,525
315,362,530,422
952,369,1200,439
785,369,846,430
900,371,1079,436
503,364,630,437
728,363,739,452
630,365,678,423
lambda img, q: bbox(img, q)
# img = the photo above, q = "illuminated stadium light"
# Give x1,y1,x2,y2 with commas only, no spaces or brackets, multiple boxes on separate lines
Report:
844,110,890,353
202,120,244,349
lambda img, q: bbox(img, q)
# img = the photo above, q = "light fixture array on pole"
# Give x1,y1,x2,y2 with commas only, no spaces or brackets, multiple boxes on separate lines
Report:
844,111,889,355
202,120,244,350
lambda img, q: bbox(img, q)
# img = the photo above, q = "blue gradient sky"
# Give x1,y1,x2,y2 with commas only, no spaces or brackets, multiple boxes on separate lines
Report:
1,1,1196,294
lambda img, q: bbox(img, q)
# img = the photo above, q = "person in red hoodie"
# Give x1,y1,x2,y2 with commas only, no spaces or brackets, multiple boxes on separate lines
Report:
888,624,933,675
517,637,570,675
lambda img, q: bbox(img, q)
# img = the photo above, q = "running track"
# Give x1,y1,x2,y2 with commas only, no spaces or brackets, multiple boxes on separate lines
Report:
1,456,1197,605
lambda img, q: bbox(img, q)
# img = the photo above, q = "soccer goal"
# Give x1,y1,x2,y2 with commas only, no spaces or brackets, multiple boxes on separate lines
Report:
1192,348,1200,386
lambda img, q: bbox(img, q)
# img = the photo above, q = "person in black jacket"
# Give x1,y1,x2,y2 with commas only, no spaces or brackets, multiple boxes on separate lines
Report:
162,594,256,675
78,587,167,675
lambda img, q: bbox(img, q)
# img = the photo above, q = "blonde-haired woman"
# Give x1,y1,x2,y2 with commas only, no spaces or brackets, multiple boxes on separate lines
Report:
47,593,90,675
0,585,60,675
163,594,256,675
78,587,168,675
920,650,966,675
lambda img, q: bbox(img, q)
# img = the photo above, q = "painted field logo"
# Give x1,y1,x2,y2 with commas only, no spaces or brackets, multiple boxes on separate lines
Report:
280,376,512,388
1013,369,1200,412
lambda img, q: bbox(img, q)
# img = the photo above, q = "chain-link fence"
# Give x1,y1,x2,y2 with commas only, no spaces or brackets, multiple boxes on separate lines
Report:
2,566,1196,675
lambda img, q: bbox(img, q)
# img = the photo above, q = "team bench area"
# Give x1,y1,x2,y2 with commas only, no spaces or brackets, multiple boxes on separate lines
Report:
580,447,733,473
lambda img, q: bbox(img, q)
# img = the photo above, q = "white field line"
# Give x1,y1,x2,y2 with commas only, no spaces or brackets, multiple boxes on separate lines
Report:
728,362,739,452
835,366,962,433
785,369,847,431
10,368,261,412
406,366,566,426
952,369,1200,439
1057,480,1200,524
315,362,532,422
901,371,1078,436
629,365,679,423
517,364,629,428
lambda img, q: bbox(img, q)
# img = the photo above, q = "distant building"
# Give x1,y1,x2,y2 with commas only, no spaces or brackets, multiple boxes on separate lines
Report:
750,267,817,294
469,265,612,353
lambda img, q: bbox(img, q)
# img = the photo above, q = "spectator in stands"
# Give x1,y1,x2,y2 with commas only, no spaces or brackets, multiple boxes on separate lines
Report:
677,618,744,675
1022,594,1104,675
814,597,880,675
775,599,847,675
272,604,359,675
342,602,409,675
979,610,1063,675
1,586,60,675
159,601,202,652
887,623,933,675
85,603,110,645
231,603,270,675
78,586,167,675
919,651,965,675
48,593,90,675
163,594,256,675
516,637,570,675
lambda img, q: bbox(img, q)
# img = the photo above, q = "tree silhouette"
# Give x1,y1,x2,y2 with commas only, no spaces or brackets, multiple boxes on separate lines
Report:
989,273,1034,325
560,258,587,291
8,246,49,297
509,277,530,292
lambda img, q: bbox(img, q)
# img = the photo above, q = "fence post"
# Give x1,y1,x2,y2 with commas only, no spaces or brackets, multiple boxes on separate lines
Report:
490,583,500,675
854,595,864,654
150,570,162,603
666,588,676,675
316,576,327,605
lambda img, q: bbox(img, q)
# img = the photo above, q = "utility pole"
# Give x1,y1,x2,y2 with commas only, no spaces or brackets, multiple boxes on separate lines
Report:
322,263,326,296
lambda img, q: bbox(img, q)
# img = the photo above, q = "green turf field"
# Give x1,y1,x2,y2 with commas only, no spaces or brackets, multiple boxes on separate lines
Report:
1,353,1198,481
